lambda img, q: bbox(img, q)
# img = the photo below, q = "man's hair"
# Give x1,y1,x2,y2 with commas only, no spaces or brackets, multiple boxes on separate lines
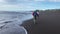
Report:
35,10,39,12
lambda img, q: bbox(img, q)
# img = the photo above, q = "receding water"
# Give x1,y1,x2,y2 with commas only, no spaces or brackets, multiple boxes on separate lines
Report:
0,11,33,34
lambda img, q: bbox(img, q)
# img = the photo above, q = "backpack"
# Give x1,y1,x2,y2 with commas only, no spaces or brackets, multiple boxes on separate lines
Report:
32,12,37,16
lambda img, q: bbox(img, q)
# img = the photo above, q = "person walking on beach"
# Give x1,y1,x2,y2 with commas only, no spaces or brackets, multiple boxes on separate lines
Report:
32,10,39,24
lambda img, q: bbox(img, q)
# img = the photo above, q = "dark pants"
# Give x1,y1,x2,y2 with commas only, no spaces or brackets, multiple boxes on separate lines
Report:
34,14,39,20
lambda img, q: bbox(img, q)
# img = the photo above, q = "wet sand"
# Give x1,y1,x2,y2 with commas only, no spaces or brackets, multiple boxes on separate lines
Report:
21,11,60,34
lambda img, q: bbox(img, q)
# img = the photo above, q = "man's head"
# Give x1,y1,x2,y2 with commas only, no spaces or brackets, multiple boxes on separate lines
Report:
35,10,39,12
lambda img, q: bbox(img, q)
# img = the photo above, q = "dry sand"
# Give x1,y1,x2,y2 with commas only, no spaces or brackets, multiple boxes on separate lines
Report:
21,11,60,34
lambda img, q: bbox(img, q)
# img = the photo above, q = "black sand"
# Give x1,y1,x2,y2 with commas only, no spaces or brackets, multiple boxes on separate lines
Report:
21,11,60,34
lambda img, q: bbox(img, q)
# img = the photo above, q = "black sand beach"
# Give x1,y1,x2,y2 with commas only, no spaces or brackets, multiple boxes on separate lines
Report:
21,11,60,34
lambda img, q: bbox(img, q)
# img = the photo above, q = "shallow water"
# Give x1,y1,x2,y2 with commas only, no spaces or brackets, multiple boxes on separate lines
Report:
0,11,33,34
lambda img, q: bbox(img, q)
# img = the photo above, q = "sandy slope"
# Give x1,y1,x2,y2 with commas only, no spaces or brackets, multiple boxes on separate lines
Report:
21,11,60,34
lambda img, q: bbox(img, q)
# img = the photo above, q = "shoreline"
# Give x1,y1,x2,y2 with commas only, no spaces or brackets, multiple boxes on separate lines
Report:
21,18,34,34
21,11,60,34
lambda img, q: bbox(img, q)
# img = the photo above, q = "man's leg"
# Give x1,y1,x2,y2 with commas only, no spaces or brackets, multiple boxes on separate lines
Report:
36,14,39,20
34,15,37,24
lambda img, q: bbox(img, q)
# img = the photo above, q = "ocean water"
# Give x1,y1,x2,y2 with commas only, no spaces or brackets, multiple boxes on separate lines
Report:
0,11,33,34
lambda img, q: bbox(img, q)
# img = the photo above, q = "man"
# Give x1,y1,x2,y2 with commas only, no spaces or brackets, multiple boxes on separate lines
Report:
32,10,39,23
